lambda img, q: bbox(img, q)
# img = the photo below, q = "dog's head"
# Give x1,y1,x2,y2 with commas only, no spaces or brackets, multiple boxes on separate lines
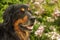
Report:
3,4,35,31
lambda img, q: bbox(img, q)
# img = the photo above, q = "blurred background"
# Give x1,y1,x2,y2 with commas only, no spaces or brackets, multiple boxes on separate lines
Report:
0,0,60,40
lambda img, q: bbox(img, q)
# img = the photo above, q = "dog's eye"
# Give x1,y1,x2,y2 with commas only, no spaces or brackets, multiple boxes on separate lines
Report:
20,8,25,11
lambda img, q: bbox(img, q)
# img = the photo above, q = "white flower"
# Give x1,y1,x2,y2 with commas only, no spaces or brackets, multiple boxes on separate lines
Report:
31,0,33,2
34,2,40,5
35,25,44,36
52,8,60,17
50,32,60,40
49,26,56,31
45,31,60,40
55,9,60,13
39,5,45,14
54,9,60,16
34,11,39,15
57,35,60,40
52,0,58,3
49,0,58,4
46,17,54,22
35,0,44,4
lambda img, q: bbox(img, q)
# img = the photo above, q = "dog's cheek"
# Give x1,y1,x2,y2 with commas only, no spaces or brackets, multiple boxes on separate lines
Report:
13,15,28,26
23,15,28,23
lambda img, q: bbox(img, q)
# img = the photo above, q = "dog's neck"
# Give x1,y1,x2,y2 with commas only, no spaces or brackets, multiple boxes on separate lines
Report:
14,26,30,40
13,22,30,40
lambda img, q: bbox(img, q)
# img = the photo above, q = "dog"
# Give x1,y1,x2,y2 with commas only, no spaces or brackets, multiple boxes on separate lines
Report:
0,4,35,40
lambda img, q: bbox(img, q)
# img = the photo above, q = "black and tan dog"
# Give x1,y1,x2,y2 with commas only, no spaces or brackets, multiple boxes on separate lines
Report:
0,4,35,40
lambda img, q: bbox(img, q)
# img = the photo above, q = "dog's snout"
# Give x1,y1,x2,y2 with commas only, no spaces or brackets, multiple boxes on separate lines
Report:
30,16,35,22
30,18,35,21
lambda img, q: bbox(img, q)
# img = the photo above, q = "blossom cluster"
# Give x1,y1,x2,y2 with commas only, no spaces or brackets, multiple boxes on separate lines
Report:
35,25,44,37
29,0,60,40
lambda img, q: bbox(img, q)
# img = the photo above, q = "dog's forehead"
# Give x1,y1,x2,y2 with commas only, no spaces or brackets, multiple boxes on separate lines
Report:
19,5,29,9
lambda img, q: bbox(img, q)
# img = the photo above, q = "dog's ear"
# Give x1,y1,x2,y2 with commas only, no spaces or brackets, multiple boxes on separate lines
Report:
3,5,14,24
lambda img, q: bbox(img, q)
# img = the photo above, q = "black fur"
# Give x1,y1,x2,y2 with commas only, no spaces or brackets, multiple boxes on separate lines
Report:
0,4,35,40
0,4,21,40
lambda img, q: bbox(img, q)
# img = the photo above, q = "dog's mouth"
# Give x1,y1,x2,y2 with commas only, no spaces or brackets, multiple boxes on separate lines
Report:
27,25,33,30
19,23,34,31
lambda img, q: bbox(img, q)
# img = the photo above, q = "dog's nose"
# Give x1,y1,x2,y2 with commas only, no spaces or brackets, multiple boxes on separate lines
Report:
30,16,35,22
29,16,35,26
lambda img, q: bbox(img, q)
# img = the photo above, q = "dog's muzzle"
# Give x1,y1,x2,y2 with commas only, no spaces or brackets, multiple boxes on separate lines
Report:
19,16,35,31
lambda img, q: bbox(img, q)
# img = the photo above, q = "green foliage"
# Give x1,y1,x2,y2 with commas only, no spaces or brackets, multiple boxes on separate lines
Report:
30,33,51,40
0,0,22,22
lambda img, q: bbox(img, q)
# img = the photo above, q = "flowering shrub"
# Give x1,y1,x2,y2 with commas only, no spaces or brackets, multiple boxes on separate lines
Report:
35,25,44,36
